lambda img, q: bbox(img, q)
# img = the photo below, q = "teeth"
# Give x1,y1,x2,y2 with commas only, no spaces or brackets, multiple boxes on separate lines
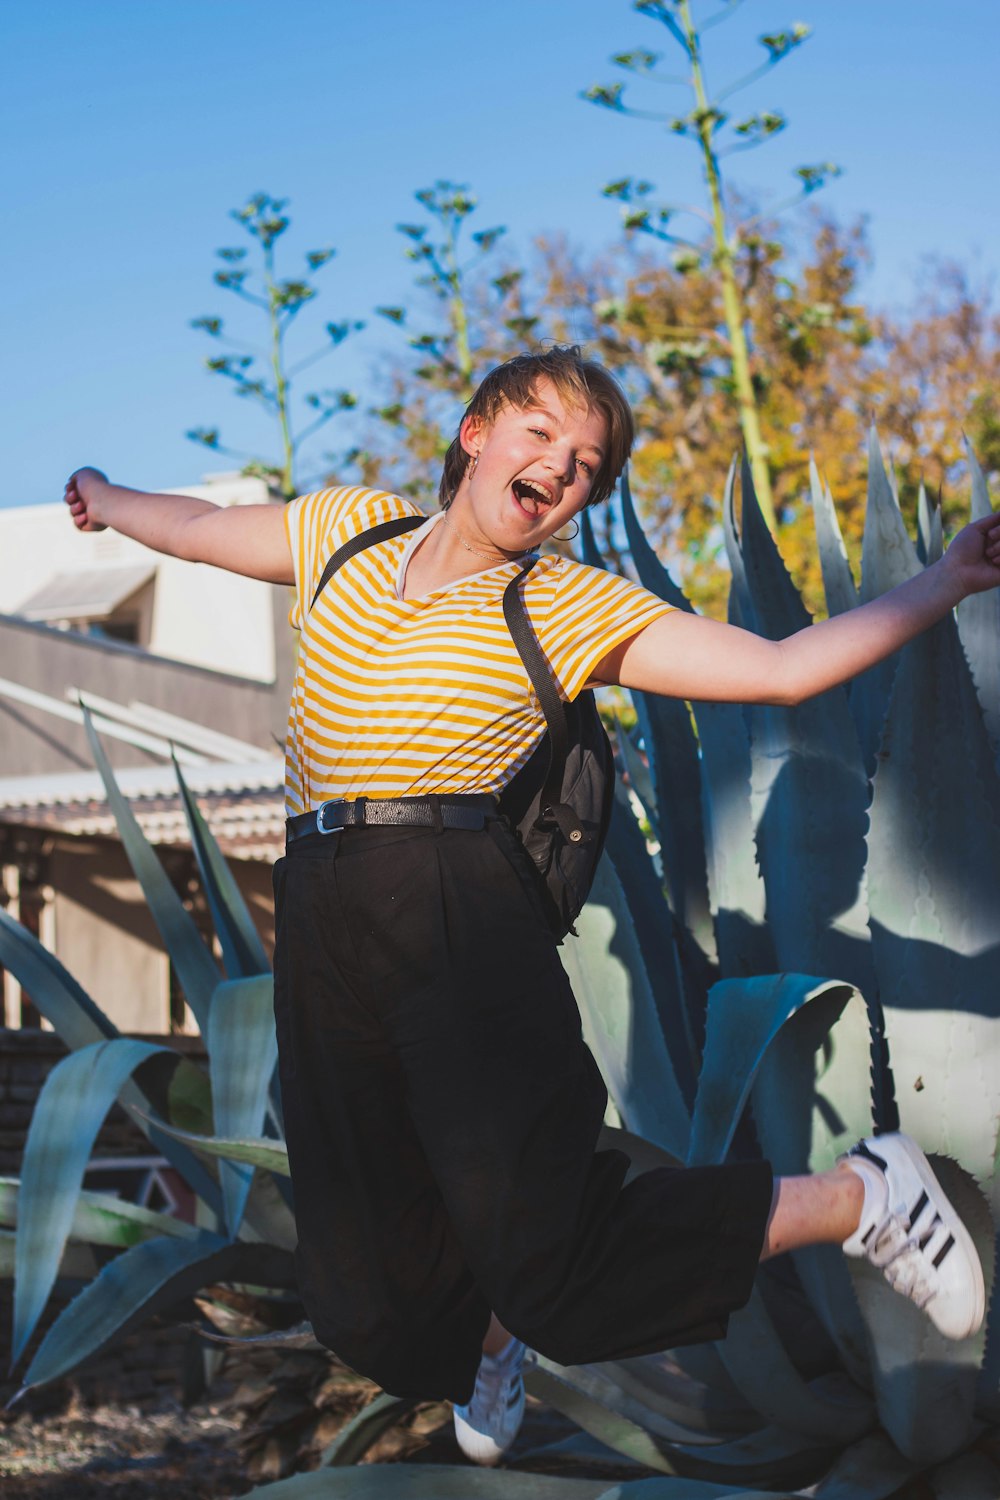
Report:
515,479,552,513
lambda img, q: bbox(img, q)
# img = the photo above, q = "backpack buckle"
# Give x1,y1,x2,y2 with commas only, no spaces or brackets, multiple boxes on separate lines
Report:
541,803,589,845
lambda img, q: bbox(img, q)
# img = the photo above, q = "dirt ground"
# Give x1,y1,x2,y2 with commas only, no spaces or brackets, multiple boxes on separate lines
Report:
0,1350,637,1500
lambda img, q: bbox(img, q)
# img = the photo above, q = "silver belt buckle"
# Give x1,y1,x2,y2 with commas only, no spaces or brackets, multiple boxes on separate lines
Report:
316,801,344,836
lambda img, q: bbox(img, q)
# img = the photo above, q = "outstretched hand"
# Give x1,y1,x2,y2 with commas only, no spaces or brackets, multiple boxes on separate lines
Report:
64,468,110,532
943,511,1000,596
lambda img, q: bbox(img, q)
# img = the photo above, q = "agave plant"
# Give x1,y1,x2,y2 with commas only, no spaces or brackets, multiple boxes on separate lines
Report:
0,709,300,1401
2,436,999,1499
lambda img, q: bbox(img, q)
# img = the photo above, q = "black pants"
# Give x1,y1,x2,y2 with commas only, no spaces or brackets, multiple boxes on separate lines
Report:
271,818,773,1405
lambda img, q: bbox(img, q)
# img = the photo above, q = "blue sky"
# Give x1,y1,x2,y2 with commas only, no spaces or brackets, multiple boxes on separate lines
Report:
4,0,998,506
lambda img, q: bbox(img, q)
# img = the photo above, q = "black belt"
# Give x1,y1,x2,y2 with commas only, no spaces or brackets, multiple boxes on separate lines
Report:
286,794,498,842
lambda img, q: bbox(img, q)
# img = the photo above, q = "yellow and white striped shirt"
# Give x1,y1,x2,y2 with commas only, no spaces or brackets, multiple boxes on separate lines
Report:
283,487,671,816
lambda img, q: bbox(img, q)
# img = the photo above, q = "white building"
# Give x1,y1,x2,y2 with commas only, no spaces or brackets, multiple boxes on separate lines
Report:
0,474,295,1035
0,473,279,681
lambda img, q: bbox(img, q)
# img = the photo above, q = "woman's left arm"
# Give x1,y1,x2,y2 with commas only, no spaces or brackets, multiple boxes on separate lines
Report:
594,513,1000,707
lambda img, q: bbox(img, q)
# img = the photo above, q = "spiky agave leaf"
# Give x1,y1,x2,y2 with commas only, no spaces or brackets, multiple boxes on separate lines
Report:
846,1156,994,1466
0,909,221,1210
0,905,116,1050
583,484,716,1032
18,1231,294,1395
691,707,774,986
207,974,278,1238
749,982,879,1384
737,457,875,1006
632,686,717,973
590,1344,761,1442
603,789,699,1109
614,713,660,838
626,460,773,981
721,456,753,633
561,851,691,1161
850,428,922,775
0,1229,97,1281
172,749,271,979
865,603,1000,1455
867,611,1000,1187
916,482,943,566
131,1111,292,1176
640,1421,839,1492
613,474,716,969
809,457,858,619
0,1176,200,1249
578,503,607,575
12,1037,179,1369
524,1358,680,1471
956,439,1000,762
530,1350,758,1452
80,703,220,1030
809,1430,921,1497
318,1390,421,1467
242,1470,635,1498
619,464,694,615
688,975,876,1439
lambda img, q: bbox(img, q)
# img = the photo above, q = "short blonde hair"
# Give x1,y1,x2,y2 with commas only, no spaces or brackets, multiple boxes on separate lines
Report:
439,346,634,509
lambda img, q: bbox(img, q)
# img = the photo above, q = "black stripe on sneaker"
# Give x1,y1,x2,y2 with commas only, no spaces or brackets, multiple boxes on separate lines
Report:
932,1234,955,1269
908,1189,929,1228
851,1141,888,1172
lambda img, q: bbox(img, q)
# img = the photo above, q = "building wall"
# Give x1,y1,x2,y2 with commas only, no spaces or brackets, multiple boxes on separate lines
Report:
0,582,295,778
0,473,283,681
50,840,170,1033
3,830,278,1036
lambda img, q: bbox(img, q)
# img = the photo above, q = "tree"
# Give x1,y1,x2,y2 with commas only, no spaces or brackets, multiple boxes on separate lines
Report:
868,259,1000,518
188,193,363,500
344,182,539,508
522,214,999,619
583,0,840,528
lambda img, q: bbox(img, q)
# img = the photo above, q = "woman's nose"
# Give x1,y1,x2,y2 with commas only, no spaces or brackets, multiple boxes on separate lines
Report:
545,446,576,482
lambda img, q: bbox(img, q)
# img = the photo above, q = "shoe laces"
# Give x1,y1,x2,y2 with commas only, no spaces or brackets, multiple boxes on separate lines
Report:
467,1344,523,1425
866,1212,936,1310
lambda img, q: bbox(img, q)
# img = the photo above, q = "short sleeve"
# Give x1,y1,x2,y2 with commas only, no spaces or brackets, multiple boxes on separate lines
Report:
537,561,674,701
283,486,420,631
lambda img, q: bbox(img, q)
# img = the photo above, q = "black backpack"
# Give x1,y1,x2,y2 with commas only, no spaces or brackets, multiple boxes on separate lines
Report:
310,514,615,939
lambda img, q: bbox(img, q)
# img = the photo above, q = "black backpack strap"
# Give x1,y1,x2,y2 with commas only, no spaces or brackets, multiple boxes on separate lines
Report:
309,514,424,613
502,561,586,843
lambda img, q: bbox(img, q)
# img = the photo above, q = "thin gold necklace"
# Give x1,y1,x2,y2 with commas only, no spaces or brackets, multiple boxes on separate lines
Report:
442,511,528,563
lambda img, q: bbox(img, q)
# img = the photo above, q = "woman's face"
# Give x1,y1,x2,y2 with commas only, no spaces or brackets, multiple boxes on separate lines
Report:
453,376,609,555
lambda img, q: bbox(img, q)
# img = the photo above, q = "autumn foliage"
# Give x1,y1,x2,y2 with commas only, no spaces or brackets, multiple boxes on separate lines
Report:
358,210,1000,618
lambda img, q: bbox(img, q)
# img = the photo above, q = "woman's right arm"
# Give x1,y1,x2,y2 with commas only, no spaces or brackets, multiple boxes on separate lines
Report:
64,467,295,585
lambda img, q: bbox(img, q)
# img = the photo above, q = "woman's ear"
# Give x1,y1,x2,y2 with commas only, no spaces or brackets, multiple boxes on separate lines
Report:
459,412,484,457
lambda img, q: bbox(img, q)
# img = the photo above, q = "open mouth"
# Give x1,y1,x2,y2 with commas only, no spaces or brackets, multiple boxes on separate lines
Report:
512,478,554,516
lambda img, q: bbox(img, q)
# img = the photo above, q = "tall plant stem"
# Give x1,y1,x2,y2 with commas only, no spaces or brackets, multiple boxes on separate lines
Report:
443,217,474,404
679,0,777,529
264,242,296,500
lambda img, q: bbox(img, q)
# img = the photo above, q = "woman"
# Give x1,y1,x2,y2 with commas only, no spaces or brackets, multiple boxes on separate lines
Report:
65,346,995,1466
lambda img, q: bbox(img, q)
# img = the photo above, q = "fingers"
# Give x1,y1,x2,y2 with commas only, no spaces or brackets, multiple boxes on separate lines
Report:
63,471,105,532
63,478,86,528
982,512,1000,564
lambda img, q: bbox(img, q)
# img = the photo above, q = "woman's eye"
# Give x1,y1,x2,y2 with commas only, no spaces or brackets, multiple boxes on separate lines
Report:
530,428,549,440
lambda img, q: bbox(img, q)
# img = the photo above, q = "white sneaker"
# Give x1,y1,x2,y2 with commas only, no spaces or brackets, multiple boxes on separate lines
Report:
453,1337,526,1466
840,1132,986,1341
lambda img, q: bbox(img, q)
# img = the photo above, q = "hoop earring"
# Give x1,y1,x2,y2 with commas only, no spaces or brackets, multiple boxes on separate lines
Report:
553,519,580,542
467,452,479,478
